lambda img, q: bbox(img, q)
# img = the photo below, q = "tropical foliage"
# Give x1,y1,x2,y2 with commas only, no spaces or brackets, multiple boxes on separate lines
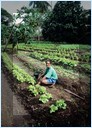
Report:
42,1,91,44
29,1,51,13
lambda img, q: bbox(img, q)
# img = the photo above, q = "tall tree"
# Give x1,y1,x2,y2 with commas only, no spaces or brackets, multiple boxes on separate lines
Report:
29,1,51,13
1,8,13,48
1,8,13,25
42,1,90,44
16,6,45,42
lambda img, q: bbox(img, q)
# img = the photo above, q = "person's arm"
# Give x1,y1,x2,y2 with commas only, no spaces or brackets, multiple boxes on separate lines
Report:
38,73,44,80
45,68,52,78
41,75,46,80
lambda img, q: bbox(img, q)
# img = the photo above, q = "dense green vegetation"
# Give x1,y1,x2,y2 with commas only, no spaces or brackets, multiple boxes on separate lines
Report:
1,1,91,51
42,1,91,44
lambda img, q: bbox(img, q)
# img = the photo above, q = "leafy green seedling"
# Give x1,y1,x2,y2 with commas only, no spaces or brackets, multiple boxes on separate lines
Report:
27,85,35,91
27,85,38,96
50,104,58,113
39,94,49,103
32,89,39,96
56,99,67,109
35,84,47,94
49,99,67,113
39,93,52,103
45,93,52,99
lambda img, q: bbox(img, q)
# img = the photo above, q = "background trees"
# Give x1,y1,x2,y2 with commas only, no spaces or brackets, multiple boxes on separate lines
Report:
1,8,13,46
42,1,91,44
1,1,91,45
29,1,51,13
1,8,13,25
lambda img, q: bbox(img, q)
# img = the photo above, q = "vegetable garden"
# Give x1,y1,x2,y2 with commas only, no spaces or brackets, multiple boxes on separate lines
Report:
1,1,91,126
1,41,91,126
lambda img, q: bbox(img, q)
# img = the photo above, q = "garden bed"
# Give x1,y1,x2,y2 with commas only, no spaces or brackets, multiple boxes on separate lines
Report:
1,52,91,127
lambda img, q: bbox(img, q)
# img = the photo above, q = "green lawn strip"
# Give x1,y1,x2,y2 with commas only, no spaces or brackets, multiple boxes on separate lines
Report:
2,43,90,51
18,42,90,50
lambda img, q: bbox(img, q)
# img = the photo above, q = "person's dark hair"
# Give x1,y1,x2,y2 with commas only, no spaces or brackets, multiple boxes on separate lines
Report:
46,59,51,64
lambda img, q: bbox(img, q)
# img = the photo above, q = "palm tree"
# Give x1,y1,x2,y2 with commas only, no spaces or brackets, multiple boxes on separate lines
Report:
29,1,51,13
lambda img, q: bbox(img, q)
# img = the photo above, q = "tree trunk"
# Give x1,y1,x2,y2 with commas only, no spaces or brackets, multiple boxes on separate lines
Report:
16,41,18,54
3,28,13,52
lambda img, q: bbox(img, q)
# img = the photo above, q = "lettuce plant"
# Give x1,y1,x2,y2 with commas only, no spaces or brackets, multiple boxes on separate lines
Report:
39,93,52,104
35,84,47,94
27,85,38,96
50,99,67,113
50,105,58,113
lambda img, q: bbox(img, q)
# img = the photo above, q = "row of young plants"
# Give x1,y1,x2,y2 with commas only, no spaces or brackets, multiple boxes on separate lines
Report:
31,50,90,62
2,43,90,62
29,52,91,73
27,84,52,103
2,52,35,85
18,43,90,62
2,52,67,113
19,42,90,50
2,42,90,51
27,84,67,113
30,52,78,69
17,48,90,75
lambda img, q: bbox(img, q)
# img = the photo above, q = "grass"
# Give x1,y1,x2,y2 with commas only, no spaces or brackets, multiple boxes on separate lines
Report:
2,41,91,50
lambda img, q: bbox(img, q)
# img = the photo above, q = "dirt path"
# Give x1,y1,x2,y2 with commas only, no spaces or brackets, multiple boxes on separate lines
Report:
1,72,13,126
1,71,30,127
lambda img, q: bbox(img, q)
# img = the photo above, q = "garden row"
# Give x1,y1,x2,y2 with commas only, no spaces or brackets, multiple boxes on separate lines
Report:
2,42,91,73
2,52,35,85
29,52,90,74
2,52,67,113
2,42,91,62
18,43,90,62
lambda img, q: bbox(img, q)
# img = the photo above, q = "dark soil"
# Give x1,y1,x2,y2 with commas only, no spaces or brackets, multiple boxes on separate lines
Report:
1,52,91,127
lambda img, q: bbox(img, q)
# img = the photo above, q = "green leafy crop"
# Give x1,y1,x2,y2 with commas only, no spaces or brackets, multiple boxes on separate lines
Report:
39,93,52,104
56,99,67,109
50,99,67,113
27,85,38,96
50,105,58,113
35,84,47,94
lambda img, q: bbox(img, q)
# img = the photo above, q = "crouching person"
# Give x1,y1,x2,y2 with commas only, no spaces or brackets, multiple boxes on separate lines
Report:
38,60,58,87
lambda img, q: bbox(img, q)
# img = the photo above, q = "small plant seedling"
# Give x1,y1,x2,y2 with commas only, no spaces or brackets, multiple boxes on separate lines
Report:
27,85,38,96
39,93,52,104
49,99,67,113
35,84,47,94
50,104,58,113
45,93,52,99
56,99,67,109
39,94,49,103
